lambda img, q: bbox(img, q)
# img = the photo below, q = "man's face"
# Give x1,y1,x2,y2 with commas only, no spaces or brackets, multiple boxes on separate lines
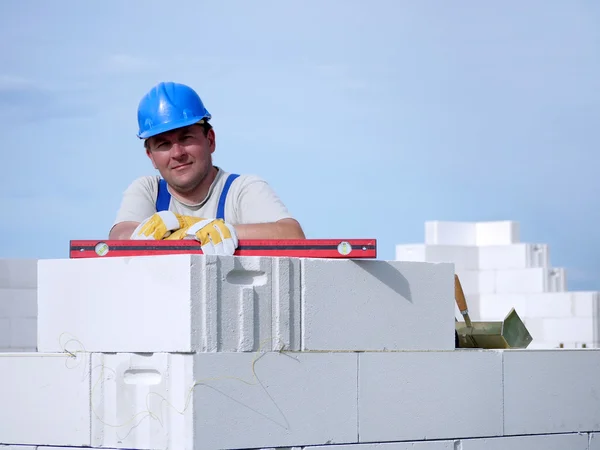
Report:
145,124,215,193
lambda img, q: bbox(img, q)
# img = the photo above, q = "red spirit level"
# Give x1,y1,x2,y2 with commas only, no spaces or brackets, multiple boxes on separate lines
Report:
69,239,377,259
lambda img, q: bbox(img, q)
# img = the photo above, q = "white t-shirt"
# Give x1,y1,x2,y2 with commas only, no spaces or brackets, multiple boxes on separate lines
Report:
112,167,295,227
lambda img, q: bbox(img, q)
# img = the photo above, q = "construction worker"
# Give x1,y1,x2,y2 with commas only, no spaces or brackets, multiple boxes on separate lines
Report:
109,81,305,255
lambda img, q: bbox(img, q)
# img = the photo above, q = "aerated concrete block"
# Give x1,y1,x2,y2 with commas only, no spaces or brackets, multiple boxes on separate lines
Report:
460,433,589,450
0,258,38,289
590,433,600,450
358,351,503,443
476,292,574,322
542,317,598,344
92,352,358,450
503,349,600,435
307,442,455,449
475,221,520,246
454,269,495,295
478,243,549,270
573,291,600,317
0,288,37,318
91,352,193,450
301,259,455,351
38,254,300,353
0,318,9,350
494,267,566,294
0,446,37,449
475,294,528,321
0,352,91,446
9,317,36,350
395,244,479,270
425,221,477,245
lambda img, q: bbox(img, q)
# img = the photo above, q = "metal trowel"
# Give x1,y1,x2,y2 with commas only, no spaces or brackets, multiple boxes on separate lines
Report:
454,274,533,349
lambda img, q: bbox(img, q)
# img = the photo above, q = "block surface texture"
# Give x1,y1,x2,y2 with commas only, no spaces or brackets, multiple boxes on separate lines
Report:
590,433,600,450
0,352,90,446
395,244,479,270
306,442,455,449
460,433,589,449
503,349,600,435
0,259,38,352
92,351,358,450
0,258,38,289
301,259,455,351
38,254,300,353
358,350,503,442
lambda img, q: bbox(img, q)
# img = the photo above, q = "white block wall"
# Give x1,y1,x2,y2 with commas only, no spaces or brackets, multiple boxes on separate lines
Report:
2,252,600,449
38,255,456,353
3,349,600,449
38,255,302,353
0,258,38,352
396,220,600,349
0,352,90,447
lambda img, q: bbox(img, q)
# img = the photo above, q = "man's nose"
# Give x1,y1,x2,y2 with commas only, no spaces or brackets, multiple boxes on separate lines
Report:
170,143,185,158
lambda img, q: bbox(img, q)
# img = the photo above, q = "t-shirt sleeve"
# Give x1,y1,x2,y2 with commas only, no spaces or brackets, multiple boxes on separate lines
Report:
112,177,158,226
234,176,295,224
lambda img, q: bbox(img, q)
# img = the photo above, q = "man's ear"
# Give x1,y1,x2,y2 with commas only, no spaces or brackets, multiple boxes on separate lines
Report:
146,147,158,169
207,128,216,154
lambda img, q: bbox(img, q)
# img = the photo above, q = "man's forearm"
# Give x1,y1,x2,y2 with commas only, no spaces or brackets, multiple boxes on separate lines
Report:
109,221,140,240
234,218,306,240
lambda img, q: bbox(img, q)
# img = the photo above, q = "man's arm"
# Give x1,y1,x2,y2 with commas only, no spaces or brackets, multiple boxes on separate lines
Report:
109,177,157,239
233,176,306,240
109,221,141,240
234,218,305,240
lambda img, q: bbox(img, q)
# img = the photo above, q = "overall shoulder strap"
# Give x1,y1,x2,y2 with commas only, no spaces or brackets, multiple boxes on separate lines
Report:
217,173,240,221
155,178,171,212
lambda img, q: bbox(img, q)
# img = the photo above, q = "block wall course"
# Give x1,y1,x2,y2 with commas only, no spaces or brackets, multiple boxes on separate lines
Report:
300,433,591,450
37,254,301,353
590,433,600,450
503,349,600,436
478,243,549,270
0,259,38,289
0,352,91,447
92,352,359,450
460,433,589,450
475,221,520,246
358,350,503,443
300,259,455,351
425,221,477,246
395,244,479,270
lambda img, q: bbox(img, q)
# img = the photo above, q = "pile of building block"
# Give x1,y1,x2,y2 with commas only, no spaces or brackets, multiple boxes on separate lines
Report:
0,258,38,352
396,220,600,349
1,253,600,449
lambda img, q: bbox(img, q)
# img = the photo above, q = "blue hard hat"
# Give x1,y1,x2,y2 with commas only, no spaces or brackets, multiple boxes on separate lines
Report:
136,81,211,139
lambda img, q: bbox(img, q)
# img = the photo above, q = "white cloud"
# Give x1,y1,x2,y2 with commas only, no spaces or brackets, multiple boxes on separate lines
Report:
0,74,33,90
104,53,155,74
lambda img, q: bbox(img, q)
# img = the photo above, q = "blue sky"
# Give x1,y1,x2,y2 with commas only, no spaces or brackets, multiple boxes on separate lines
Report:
1,1,599,290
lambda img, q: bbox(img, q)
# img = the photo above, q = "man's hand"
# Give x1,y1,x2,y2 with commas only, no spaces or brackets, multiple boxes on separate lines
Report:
183,218,239,255
130,212,202,240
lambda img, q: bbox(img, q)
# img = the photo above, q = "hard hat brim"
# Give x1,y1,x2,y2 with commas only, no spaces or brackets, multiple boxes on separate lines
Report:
137,115,210,140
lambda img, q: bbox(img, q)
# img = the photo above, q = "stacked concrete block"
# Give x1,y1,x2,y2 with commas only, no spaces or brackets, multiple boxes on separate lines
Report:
0,352,90,446
0,258,38,352
3,252,600,449
38,255,456,353
396,220,600,349
2,254,459,449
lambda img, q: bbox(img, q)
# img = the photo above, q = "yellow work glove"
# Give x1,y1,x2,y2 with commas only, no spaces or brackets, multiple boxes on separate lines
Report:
130,211,201,240
183,218,239,256
164,218,203,240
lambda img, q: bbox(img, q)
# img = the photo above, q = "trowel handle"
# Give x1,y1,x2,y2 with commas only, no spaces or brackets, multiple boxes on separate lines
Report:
454,274,472,327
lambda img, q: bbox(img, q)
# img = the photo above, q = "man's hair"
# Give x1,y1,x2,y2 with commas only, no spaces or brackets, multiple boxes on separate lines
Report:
144,121,213,150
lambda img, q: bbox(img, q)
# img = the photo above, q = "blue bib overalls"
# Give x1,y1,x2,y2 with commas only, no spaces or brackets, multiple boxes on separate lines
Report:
155,173,240,221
